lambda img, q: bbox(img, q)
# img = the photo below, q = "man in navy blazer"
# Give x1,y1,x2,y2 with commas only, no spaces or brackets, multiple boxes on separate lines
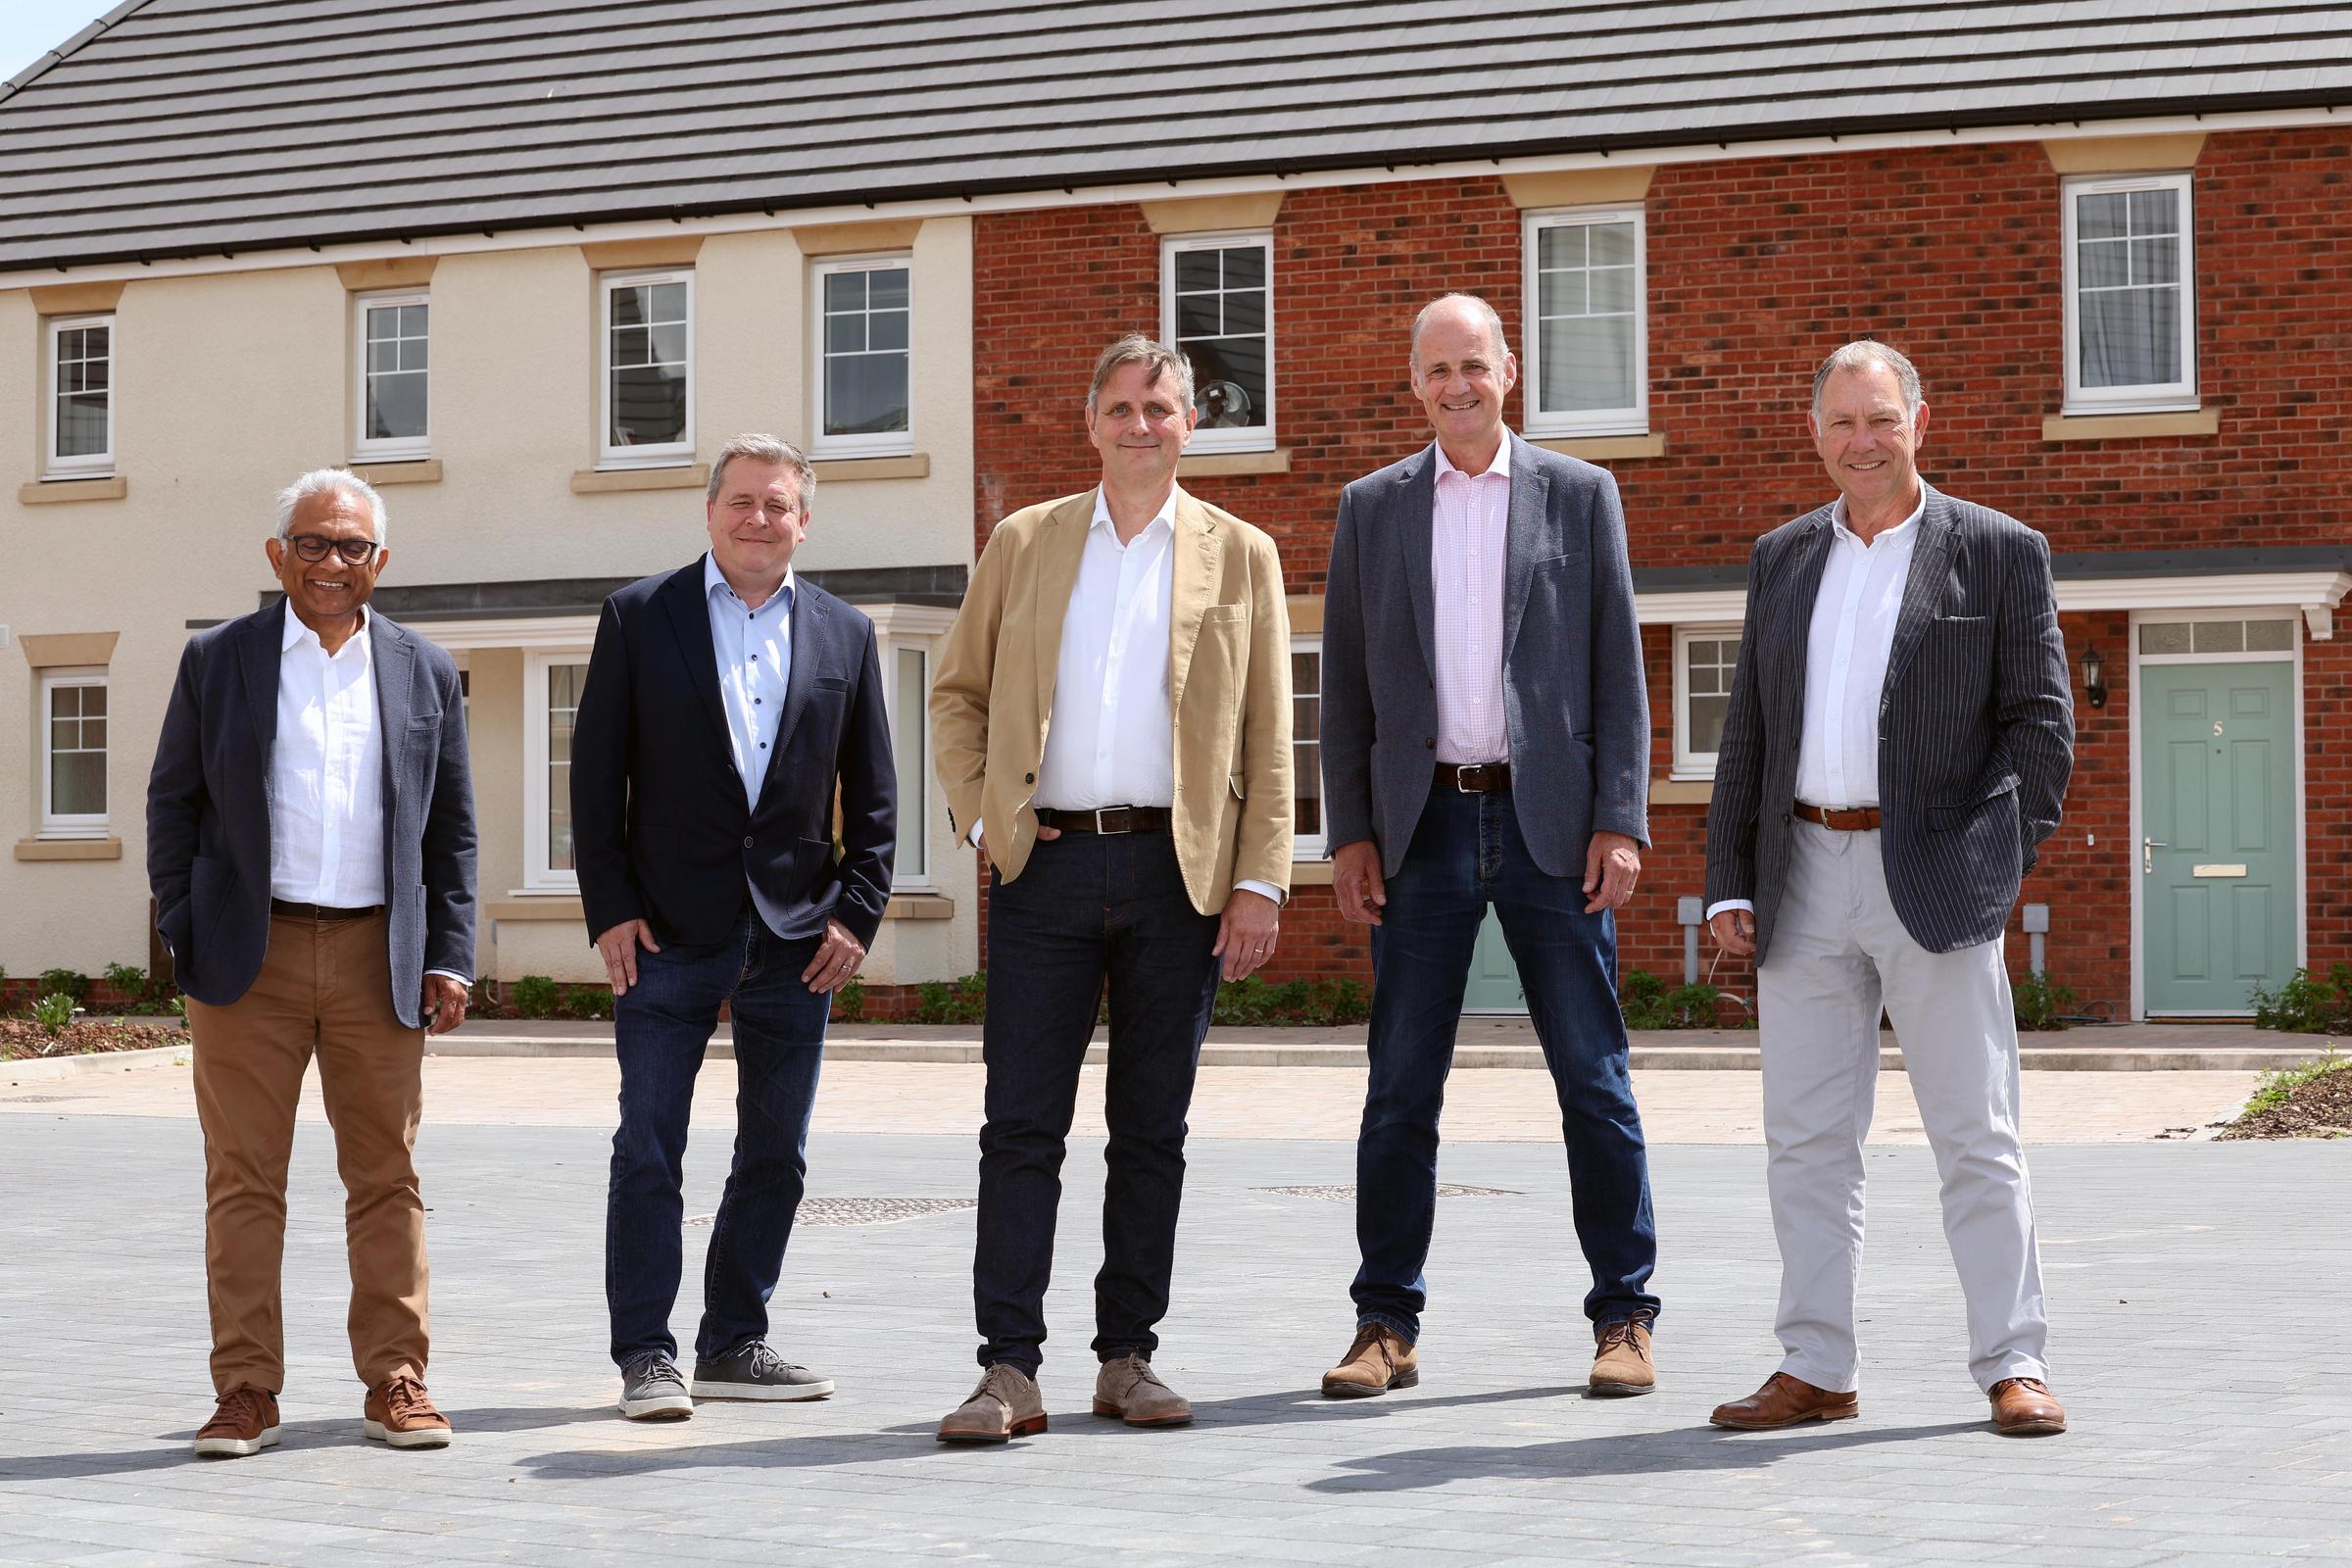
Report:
1318,295,1660,1401
148,468,476,1457
571,433,894,1421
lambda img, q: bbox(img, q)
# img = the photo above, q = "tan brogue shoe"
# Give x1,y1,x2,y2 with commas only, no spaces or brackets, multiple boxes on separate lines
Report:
1321,1323,1419,1398
937,1363,1047,1444
1708,1371,1859,1430
1092,1354,1192,1427
364,1374,453,1449
193,1386,281,1458
1589,1314,1656,1396
1988,1377,2068,1436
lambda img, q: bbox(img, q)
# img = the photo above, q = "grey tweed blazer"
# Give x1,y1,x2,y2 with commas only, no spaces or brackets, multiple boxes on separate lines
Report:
1702,485,2074,960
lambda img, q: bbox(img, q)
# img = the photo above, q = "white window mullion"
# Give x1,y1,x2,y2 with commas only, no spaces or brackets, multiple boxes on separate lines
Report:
1524,206,1647,437
522,651,590,891
598,270,695,466
812,255,913,459
354,289,430,460
1672,624,1741,781
1291,635,1326,858
46,314,115,478
39,669,110,836
1160,231,1275,454
2062,171,2196,414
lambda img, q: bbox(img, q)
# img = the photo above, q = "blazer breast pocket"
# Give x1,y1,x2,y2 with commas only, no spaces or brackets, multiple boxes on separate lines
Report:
1200,604,1248,624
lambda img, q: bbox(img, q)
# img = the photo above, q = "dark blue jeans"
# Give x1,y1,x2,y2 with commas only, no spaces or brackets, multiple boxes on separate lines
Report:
973,831,1220,1373
1353,788,1660,1342
606,906,829,1367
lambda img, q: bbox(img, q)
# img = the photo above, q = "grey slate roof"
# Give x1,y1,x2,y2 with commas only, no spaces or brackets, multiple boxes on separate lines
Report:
7,1,2350,271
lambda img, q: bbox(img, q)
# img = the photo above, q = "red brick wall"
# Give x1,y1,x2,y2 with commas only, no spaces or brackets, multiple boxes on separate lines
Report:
970,126,2352,1015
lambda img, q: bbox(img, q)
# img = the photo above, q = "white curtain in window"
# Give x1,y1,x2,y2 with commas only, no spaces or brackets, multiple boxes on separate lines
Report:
2077,187,2181,389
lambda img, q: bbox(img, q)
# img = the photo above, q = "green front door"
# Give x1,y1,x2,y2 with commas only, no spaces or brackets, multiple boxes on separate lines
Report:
2141,661,2296,1014
1463,908,1526,1012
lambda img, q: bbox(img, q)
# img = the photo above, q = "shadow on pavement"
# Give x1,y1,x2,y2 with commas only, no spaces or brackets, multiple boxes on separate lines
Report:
1305,1419,1989,1493
5,1404,613,1480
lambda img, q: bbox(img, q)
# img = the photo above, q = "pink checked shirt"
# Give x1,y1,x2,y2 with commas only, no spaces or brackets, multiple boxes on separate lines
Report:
1430,438,1513,763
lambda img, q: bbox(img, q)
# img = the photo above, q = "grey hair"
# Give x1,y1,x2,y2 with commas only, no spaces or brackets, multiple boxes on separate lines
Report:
274,468,387,546
1410,293,1509,370
1811,340,1924,418
1086,334,1195,413
707,433,815,510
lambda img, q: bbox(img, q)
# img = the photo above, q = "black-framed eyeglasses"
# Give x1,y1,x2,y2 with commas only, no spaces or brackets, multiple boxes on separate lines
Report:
284,534,381,564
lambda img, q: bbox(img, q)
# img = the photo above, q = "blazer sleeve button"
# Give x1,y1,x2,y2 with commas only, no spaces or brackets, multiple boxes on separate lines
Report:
1025,772,1036,784
743,835,755,849
1424,738,1435,750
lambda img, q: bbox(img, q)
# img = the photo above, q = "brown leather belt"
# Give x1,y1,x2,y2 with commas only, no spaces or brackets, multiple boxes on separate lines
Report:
270,899,384,922
1035,806,1171,835
1793,803,1882,831
1436,761,1512,794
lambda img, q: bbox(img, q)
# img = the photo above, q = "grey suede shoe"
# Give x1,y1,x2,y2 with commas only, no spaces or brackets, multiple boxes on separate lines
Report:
691,1340,835,1401
937,1363,1047,1444
1092,1353,1193,1427
617,1352,694,1421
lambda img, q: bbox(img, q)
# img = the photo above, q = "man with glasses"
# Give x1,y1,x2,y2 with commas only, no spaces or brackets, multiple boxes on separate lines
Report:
148,468,477,1457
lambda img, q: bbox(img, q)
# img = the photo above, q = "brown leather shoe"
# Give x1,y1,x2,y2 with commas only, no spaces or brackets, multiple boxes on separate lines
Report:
1321,1323,1419,1398
938,1363,1047,1444
1988,1377,2068,1436
364,1374,453,1449
1709,1371,1859,1430
1589,1314,1656,1396
1092,1354,1192,1427
194,1386,281,1458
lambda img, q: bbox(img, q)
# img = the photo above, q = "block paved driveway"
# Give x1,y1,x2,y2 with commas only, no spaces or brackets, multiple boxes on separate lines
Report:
1,1076,2345,1565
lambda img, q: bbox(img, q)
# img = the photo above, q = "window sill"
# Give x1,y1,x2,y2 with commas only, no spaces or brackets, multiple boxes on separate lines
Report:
811,453,929,482
349,459,442,485
1178,447,1292,478
571,464,710,494
15,836,122,861
2042,410,2218,442
1531,433,1666,461
1652,777,1715,806
884,893,954,920
20,476,126,504
486,895,584,922
1289,859,1335,886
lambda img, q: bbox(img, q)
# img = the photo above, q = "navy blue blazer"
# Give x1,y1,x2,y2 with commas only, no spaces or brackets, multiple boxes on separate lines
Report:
1320,433,1652,879
569,559,896,951
145,602,479,1028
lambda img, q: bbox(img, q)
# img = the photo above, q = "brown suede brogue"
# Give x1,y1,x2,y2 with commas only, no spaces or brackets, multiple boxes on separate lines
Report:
1321,1323,1419,1397
1988,1376,2068,1436
1589,1314,1656,1396
1709,1371,1859,1430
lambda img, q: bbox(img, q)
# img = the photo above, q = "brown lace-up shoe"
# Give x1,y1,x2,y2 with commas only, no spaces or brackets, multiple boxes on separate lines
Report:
1709,1371,1859,1430
938,1363,1047,1444
364,1374,453,1449
1988,1377,2068,1436
193,1386,281,1458
1093,1354,1192,1427
1589,1314,1656,1396
1321,1323,1419,1398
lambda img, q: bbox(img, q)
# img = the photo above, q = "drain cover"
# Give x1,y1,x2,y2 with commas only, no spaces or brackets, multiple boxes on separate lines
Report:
1253,1184,1520,1202
684,1197,977,1229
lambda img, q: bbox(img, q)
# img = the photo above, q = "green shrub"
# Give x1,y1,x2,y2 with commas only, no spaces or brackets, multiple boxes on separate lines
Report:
2241,1046,2345,1115
508,974,562,1019
1211,975,1370,1026
911,973,987,1025
1619,969,1725,1029
103,961,147,995
2012,972,2078,1031
834,977,867,1023
564,984,615,1021
38,968,88,1003
2249,964,2352,1035
31,993,76,1036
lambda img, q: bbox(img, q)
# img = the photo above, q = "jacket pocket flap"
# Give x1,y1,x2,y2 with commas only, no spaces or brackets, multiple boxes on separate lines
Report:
1926,773,2020,830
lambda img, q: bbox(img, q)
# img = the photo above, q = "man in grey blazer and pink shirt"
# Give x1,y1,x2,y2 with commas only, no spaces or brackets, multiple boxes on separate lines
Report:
1703,342,2075,1438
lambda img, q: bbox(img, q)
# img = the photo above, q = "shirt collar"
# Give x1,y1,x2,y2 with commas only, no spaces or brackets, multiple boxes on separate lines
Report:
1089,485,1179,540
706,552,795,612
281,602,371,658
1830,485,1928,546
1432,435,1513,483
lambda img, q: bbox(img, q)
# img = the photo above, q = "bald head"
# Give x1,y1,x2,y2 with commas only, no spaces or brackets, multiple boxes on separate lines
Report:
1410,293,1509,372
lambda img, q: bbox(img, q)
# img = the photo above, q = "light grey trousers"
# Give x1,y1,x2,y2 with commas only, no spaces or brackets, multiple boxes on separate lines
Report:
1756,820,2050,1394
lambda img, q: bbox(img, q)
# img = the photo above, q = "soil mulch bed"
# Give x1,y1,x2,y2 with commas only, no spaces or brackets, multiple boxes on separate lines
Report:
0,1018,190,1062
2217,1054,2352,1140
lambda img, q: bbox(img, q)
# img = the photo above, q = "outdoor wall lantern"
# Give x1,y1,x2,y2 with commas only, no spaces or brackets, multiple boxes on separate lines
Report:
2081,646,2107,710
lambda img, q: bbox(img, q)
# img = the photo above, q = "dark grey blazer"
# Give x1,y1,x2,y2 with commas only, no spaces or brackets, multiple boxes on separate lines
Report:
146,602,479,1028
1702,485,2074,960
1321,433,1650,879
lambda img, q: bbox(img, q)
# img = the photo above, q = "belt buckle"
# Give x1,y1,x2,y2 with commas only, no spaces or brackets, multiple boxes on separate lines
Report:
1452,765,1477,794
1093,807,1131,835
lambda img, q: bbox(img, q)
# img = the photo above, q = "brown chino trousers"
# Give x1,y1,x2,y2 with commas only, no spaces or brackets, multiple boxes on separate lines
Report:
186,909,429,1396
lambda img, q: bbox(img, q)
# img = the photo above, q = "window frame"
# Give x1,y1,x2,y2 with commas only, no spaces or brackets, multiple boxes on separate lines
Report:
521,649,592,892
1522,205,1648,438
1158,230,1277,455
38,667,109,837
809,253,914,461
2061,171,2198,415
352,288,432,462
1291,633,1327,860
882,640,934,890
597,268,696,468
45,313,116,478
1671,623,1743,782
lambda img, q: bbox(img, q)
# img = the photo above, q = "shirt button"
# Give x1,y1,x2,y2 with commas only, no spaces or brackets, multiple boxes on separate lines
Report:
743,836,755,849
1025,772,1036,784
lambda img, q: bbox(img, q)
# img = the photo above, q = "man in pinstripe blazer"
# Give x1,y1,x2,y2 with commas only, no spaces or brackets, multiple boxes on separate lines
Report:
1702,342,2076,1438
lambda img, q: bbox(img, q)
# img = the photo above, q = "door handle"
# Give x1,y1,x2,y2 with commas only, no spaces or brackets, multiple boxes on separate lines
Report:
2143,838,2169,873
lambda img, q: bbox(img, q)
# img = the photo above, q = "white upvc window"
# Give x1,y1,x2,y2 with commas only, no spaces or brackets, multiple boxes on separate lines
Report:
887,642,932,888
1524,207,1647,437
40,668,109,836
1672,625,1741,781
1291,636,1326,858
599,270,694,466
523,652,591,891
353,290,430,460
46,314,115,478
2062,172,2197,414
1160,231,1274,453
812,255,912,459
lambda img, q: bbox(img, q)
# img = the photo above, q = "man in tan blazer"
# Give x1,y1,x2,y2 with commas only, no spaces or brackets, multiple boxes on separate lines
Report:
930,335,1293,1443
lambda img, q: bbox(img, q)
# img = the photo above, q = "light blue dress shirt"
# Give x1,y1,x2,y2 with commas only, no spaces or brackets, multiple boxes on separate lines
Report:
705,553,795,811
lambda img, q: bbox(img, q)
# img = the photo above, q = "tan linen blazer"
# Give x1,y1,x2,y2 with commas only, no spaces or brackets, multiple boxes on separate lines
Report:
931,486,1293,915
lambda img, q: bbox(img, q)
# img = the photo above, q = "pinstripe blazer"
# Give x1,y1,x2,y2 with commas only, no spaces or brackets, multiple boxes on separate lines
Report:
1702,485,2074,959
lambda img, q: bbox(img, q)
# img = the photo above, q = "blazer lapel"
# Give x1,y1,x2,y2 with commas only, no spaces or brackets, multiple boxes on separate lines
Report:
1030,494,1094,727
756,582,825,813
658,558,733,755
1499,434,1552,663
1775,509,1838,707
1166,490,1222,716
238,601,286,766
1394,448,1438,680
370,615,416,863
1882,486,1957,694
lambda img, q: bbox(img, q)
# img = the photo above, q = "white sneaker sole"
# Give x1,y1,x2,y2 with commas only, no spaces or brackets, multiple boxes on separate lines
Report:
690,1378,835,1401
193,1425,280,1458
363,1419,452,1449
618,1393,695,1420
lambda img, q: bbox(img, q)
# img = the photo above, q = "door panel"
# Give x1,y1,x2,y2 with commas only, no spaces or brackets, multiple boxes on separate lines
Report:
1462,907,1526,1012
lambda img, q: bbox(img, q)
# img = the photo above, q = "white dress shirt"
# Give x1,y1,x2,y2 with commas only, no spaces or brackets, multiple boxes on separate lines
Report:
706,554,795,811
1430,438,1513,763
1709,488,1926,922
